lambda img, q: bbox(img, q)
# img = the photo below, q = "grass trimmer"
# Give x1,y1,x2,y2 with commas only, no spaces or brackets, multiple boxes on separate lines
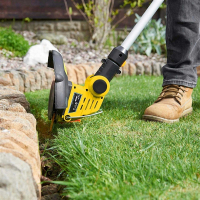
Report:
48,0,164,129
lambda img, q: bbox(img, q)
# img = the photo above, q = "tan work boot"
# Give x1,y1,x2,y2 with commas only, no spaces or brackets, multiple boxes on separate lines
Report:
142,85,193,123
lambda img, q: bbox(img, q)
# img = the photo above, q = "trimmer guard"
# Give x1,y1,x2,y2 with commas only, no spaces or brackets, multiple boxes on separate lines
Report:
47,50,106,123
48,50,72,120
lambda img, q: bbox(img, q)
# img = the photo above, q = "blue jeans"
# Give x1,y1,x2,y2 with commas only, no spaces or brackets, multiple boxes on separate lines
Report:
162,0,200,88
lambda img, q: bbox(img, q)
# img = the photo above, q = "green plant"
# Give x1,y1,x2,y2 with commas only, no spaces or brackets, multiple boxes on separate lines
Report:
104,29,118,49
0,27,30,57
68,0,145,48
132,13,166,56
26,76,200,199
23,17,31,23
160,0,167,9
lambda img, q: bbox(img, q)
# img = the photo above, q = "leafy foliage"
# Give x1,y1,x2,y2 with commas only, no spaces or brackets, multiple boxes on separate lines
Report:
0,27,30,57
132,14,166,56
68,0,145,47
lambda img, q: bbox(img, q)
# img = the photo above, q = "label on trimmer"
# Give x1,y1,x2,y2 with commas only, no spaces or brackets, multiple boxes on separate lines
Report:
69,93,82,113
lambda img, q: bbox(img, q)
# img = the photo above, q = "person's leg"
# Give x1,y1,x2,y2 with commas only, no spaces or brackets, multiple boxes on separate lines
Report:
163,0,200,88
143,0,200,123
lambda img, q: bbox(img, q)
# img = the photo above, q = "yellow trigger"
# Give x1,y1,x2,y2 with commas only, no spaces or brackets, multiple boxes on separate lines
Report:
121,61,126,67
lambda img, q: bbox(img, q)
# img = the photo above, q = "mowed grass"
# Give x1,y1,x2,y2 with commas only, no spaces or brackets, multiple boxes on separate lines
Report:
25,76,200,199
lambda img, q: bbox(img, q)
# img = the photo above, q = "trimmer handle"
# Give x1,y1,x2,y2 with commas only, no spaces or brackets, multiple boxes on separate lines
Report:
93,46,127,95
93,0,164,94
95,46,128,81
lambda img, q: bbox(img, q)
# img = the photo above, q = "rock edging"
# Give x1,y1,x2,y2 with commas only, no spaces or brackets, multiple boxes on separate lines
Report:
0,61,164,92
0,86,41,200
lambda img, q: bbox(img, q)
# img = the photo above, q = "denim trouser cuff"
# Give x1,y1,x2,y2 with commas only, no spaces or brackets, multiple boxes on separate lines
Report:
162,80,196,88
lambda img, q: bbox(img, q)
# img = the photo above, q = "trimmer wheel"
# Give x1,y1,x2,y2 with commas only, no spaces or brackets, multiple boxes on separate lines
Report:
48,80,55,120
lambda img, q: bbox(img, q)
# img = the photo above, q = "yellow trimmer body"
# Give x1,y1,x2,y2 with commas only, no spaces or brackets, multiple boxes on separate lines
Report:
63,75,110,121
48,48,127,126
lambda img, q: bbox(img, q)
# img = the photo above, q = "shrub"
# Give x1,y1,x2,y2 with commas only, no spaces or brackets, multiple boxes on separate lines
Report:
69,0,145,48
132,14,166,56
0,27,30,57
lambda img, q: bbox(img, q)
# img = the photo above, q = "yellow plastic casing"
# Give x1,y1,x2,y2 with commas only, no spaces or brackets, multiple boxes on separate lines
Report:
121,61,126,67
62,75,110,121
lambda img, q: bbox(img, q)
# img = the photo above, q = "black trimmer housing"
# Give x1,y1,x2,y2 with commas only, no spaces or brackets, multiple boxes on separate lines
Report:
48,50,71,120
95,46,128,81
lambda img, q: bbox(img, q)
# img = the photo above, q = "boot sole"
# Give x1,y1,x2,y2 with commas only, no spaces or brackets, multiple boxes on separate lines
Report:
142,107,193,123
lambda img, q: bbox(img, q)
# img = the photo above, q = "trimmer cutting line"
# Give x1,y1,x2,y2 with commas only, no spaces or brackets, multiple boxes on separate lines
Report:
48,0,164,130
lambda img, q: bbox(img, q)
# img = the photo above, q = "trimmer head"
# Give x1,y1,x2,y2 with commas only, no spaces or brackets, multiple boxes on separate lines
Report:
48,50,71,124
47,50,111,130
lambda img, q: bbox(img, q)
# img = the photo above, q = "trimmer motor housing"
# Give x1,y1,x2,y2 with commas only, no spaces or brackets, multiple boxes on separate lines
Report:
48,46,127,123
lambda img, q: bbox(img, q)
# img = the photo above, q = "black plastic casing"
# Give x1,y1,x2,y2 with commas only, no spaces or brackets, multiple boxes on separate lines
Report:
94,46,128,82
48,50,71,113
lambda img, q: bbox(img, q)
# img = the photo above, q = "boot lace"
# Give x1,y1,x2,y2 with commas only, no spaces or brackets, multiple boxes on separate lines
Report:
155,85,186,105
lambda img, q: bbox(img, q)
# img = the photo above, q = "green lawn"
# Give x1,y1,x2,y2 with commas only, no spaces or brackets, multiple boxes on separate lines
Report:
25,76,200,200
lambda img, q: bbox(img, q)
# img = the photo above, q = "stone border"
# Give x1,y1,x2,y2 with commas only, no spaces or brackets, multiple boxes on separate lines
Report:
0,87,41,199
0,67,54,93
0,61,164,92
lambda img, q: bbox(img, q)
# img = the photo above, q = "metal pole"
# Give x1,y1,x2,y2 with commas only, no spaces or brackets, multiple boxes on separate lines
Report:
121,0,164,51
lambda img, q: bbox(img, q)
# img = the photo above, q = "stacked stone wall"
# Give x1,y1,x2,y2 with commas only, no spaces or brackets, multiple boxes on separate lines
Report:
0,20,90,42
